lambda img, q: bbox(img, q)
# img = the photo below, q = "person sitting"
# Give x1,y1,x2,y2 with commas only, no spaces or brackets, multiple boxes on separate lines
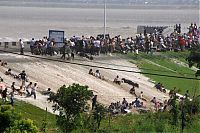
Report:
155,83,166,92
140,102,146,108
0,77,3,82
150,97,157,104
89,69,94,75
132,98,141,108
95,70,101,79
15,86,24,96
155,82,161,91
5,68,12,75
121,78,139,88
113,75,121,85
0,60,7,66
42,88,51,95
169,87,176,97
139,91,147,101
155,101,161,111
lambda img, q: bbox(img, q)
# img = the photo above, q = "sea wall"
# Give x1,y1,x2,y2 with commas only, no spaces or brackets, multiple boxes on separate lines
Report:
0,41,31,52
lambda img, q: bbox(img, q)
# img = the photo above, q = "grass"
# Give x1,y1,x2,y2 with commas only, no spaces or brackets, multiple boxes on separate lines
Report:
127,51,200,95
1,99,200,133
13,100,58,133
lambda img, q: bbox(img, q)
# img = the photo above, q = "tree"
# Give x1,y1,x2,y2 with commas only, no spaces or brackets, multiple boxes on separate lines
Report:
92,103,107,130
0,105,38,133
48,83,93,133
169,95,180,126
9,119,38,133
186,45,200,69
0,105,20,132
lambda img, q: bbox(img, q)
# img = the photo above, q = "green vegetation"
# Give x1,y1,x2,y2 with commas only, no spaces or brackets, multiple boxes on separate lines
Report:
3,100,200,133
1,82,200,133
0,104,38,133
14,100,58,133
127,51,200,95
0,100,58,133
186,45,200,68
48,83,94,132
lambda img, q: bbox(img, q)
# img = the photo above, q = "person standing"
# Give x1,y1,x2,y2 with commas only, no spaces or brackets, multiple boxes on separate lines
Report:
61,43,67,60
19,39,24,55
92,95,97,110
30,38,35,54
50,39,55,56
18,70,26,90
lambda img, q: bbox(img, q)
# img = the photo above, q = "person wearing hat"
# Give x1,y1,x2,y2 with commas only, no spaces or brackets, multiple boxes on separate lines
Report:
18,70,27,90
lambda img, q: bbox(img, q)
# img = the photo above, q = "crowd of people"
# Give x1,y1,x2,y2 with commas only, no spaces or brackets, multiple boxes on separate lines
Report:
1,23,198,112
25,23,199,61
0,63,45,106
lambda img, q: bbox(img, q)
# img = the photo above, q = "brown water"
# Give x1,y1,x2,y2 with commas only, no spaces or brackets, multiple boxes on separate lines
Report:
0,5,199,41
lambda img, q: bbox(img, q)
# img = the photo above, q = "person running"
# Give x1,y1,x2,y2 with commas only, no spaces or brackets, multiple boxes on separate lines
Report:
30,83,37,99
10,90,14,106
2,88,8,103
42,88,51,95
11,82,16,92
18,70,27,90
25,82,32,97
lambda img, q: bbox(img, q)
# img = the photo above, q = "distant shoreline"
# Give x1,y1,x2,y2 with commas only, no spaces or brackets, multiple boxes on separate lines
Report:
0,2,198,10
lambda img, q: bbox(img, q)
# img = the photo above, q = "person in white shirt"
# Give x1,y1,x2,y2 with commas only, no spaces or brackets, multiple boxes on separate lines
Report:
31,83,37,99
30,38,35,54
19,39,24,55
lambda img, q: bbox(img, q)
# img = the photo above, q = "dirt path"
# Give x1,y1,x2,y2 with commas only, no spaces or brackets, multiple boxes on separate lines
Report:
0,53,169,112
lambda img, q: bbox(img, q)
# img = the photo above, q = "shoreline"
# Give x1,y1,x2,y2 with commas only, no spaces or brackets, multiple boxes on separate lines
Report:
0,3,199,10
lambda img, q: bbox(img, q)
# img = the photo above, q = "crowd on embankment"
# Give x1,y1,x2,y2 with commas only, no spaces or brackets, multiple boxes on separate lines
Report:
12,23,199,59
0,23,199,114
